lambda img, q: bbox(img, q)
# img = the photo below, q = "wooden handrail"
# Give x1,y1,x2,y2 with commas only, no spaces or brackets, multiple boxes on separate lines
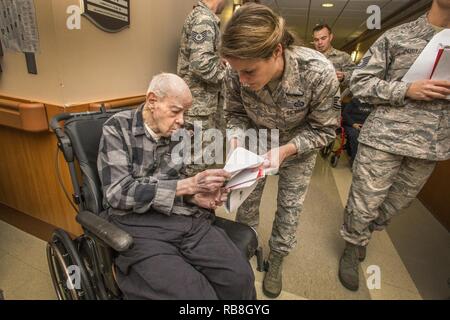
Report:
0,95,146,132
0,98,48,132
89,96,145,111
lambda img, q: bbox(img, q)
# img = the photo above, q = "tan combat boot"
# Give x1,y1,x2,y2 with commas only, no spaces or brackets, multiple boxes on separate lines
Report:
338,241,361,291
263,251,284,298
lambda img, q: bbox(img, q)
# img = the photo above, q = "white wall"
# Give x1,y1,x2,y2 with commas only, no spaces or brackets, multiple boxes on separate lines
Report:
0,0,198,105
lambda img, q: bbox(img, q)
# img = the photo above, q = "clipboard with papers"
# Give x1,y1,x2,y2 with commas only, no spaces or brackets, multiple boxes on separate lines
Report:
402,29,450,100
430,45,450,96
223,148,267,213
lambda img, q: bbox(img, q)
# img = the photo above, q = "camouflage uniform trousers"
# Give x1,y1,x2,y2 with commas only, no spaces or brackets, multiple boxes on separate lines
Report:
184,110,224,177
341,143,436,247
236,151,317,256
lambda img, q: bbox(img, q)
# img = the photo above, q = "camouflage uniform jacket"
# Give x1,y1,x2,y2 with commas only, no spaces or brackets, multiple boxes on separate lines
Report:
351,14,449,161
324,47,355,88
177,1,226,116
225,46,340,156
97,105,206,217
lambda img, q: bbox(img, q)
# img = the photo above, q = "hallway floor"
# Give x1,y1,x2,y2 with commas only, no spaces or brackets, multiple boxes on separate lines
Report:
0,154,449,300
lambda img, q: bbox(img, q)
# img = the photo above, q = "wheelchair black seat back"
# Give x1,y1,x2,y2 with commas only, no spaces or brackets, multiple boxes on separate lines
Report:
47,106,263,300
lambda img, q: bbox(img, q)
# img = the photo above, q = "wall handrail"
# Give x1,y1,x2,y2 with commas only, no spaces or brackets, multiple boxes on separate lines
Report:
0,97,48,132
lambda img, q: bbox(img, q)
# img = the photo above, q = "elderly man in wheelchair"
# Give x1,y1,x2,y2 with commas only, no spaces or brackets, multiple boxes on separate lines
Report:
47,73,259,300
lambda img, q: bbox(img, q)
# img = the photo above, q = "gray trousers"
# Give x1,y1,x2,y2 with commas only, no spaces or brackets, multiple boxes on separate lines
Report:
112,212,256,300
184,97,225,177
341,143,436,246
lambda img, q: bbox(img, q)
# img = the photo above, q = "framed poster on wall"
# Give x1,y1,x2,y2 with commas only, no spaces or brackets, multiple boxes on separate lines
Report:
81,0,130,33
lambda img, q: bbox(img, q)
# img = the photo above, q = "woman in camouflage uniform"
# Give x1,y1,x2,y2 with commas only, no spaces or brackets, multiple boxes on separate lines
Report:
220,3,340,298
339,0,450,292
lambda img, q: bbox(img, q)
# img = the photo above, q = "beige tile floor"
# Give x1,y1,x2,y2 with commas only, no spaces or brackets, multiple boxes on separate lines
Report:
387,200,450,299
0,222,56,300
0,152,448,300
326,151,449,300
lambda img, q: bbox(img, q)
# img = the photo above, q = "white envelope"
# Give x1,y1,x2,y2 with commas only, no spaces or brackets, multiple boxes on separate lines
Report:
225,182,259,214
226,167,262,190
224,147,265,176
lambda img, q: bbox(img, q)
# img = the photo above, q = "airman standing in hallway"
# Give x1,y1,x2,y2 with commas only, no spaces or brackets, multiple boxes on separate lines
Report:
221,3,340,298
178,0,229,176
313,24,355,91
339,0,450,291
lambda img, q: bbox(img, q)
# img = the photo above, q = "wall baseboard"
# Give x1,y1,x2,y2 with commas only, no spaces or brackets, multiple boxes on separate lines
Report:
0,202,56,242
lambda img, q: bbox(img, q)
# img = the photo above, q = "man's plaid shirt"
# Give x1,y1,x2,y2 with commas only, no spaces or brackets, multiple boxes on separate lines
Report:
97,105,202,217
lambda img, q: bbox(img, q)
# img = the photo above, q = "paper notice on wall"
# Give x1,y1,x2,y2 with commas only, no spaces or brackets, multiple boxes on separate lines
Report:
0,0,39,53
0,0,21,51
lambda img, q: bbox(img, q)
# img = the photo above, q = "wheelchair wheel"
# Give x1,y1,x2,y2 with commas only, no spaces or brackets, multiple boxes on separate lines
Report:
46,229,96,300
331,154,340,168
78,235,118,300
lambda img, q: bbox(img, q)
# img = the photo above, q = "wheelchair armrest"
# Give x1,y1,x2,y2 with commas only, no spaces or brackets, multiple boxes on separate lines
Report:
214,216,258,259
76,211,134,252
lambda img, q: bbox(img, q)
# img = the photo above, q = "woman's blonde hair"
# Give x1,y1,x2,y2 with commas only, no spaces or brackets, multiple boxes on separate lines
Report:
220,3,295,59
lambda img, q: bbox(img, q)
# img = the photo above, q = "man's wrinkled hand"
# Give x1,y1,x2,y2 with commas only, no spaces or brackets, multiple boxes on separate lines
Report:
192,188,229,210
193,169,231,194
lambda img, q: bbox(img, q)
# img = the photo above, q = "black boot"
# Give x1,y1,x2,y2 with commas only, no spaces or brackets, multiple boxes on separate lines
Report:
339,242,360,291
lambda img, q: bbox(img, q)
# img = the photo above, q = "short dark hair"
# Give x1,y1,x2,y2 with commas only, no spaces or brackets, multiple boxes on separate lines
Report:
313,24,332,34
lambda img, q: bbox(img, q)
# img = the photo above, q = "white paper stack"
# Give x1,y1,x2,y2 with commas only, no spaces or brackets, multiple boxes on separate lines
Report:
223,148,265,213
402,29,450,100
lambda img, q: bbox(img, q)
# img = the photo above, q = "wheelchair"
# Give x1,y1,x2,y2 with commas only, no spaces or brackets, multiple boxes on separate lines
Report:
47,106,264,300
320,116,347,168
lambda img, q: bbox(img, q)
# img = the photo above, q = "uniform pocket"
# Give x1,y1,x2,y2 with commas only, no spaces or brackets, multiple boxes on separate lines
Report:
282,95,309,127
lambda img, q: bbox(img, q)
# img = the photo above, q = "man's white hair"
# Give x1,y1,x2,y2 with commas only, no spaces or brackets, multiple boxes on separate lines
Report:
146,73,190,98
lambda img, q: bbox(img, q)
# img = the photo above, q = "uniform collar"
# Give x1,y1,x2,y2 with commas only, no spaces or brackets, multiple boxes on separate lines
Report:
244,49,303,98
281,48,304,96
198,1,220,24
324,47,337,58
